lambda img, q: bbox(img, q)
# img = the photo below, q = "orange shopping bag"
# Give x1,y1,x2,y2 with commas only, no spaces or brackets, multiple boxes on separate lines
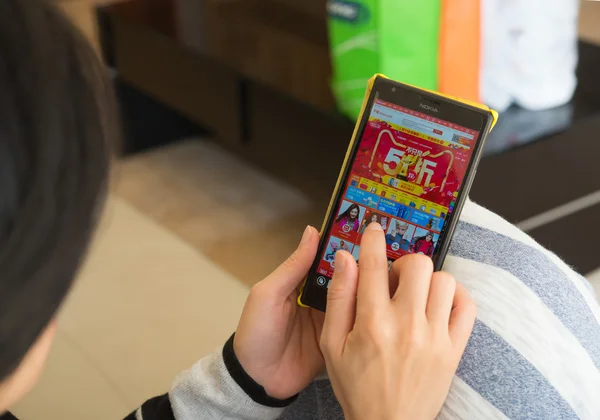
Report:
438,0,480,101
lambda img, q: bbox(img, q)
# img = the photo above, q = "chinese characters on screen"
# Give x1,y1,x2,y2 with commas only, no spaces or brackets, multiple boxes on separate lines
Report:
316,99,479,281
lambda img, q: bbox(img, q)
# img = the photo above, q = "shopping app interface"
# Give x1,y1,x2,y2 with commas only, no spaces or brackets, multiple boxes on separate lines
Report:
316,99,480,282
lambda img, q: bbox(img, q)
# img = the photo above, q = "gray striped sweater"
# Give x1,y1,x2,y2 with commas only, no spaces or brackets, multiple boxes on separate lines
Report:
134,200,600,420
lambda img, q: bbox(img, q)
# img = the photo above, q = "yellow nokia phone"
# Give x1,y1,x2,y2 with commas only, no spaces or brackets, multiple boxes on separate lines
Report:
299,75,498,312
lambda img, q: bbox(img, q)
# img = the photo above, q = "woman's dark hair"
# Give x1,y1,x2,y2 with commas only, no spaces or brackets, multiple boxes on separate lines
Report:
369,212,382,224
0,0,116,379
335,203,360,223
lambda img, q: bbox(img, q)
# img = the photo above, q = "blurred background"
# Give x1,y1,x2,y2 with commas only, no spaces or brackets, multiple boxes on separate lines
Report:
13,0,600,418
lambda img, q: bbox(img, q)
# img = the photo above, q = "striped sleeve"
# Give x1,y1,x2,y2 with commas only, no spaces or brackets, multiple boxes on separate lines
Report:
437,200,600,420
279,199,600,420
127,335,294,420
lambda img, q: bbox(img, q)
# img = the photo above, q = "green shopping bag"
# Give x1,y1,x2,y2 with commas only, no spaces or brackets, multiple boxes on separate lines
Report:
327,0,441,119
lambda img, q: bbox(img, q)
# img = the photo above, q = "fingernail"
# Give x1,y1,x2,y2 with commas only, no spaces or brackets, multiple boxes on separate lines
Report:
366,222,383,232
300,226,312,245
334,251,346,273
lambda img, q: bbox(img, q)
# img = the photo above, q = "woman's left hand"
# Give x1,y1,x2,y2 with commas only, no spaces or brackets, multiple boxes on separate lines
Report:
234,226,325,400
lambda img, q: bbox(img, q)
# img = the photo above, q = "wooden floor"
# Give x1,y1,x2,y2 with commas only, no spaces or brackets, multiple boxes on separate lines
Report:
113,139,322,287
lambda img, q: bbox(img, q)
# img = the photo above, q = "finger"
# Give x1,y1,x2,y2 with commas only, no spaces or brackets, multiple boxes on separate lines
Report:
389,257,403,279
322,251,359,356
425,272,457,325
356,223,390,314
449,283,477,355
389,257,404,297
388,260,399,298
262,226,319,298
310,308,326,339
392,254,433,313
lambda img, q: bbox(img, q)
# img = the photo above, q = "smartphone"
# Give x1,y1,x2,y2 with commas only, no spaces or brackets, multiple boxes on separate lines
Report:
299,75,497,312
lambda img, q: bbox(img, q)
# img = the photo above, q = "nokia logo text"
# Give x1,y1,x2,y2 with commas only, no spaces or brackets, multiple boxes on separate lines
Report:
419,104,439,112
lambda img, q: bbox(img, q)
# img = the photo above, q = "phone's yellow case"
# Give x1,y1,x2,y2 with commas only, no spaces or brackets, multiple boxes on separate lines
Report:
297,74,498,308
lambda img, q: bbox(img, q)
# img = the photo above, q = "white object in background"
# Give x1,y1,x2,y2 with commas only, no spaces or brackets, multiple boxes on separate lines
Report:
481,0,579,111
480,0,513,112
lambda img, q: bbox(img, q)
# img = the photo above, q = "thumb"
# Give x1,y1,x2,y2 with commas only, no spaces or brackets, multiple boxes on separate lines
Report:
321,251,359,357
262,226,319,298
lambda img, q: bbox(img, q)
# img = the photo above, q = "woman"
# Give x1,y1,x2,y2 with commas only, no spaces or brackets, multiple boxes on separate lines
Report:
359,212,383,234
334,203,361,233
412,232,436,257
0,2,476,419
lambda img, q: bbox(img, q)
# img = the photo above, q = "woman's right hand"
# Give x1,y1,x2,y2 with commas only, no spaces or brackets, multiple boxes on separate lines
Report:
320,223,476,420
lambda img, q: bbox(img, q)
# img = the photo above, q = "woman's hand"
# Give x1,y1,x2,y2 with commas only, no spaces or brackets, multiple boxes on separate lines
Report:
321,223,476,420
233,226,325,400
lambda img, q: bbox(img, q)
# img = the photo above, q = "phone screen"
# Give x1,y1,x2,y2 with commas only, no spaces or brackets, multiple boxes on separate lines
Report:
312,96,481,288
